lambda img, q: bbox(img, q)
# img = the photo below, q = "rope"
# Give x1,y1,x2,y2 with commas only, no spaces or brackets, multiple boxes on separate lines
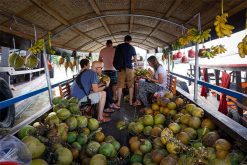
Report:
12,37,15,50
48,32,51,49
181,24,186,35
33,24,37,43
221,0,224,15
245,9,247,35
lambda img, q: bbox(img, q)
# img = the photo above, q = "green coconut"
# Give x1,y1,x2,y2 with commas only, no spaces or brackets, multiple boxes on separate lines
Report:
44,112,60,126
31,159,48,165
90,154,107,165
86,141,101,157
56,108,71,121
22,136,46,159
9,52,25,69
99,143,116,158
25,55,38,68
88,118,99,131
52,97,63,105
55,147,73,165
69,97,79,104
77,133,88,146
77,116,88,128
66,116,78,131
18,125,36,139
69,103,80,114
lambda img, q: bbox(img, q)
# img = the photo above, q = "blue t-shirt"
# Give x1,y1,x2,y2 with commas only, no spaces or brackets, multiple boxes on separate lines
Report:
115,43,136,69
71,70,99,100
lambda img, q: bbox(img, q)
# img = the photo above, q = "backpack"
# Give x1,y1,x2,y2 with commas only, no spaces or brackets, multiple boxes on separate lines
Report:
113,44,125,71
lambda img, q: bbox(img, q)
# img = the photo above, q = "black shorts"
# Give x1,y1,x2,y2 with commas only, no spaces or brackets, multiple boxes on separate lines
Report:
103,70,117,85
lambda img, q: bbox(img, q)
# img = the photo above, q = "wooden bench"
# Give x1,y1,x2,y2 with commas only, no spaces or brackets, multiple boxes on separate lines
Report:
167,73,177,95
59,79,74,99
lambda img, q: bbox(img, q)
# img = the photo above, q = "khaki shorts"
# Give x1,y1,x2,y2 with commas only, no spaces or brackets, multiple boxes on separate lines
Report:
117,68,134,88
79,92,101,104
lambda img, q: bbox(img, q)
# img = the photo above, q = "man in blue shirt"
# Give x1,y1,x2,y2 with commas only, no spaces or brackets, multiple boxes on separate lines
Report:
113,35,137,107
71,61,110,122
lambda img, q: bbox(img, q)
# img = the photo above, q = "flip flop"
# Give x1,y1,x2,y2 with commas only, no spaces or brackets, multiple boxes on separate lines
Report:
103,108,115,113
133,101,142,106
110,103,120,109
98,117,111,123
103,113,110,117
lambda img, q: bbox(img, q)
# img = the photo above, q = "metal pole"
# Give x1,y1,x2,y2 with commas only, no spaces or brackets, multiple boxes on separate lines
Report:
76,56,80,73
168,52,171,72
42,44,53,105
194,13,201,101
145,50,148,68
194,44,199,101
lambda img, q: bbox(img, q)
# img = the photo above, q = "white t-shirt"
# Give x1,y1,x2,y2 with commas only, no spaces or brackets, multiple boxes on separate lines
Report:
154,65,167,88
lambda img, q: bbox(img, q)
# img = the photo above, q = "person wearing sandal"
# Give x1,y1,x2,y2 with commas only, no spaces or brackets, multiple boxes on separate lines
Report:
103,85,120,113
99,40,118,103
133,56,167,107
71,60,111,123
113,35,137,107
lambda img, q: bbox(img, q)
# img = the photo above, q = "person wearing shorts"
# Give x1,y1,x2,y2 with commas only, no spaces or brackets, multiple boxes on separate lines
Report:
113,35,137,107
71,61,110,122
99,40,119,109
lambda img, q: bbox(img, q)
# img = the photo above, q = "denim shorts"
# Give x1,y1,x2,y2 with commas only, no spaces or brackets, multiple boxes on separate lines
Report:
103,70,117,85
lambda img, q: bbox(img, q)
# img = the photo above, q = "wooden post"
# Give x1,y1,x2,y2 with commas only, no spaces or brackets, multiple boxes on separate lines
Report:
199,67,201,79
245,71,247,82
204,68,209,93
215,69,220,100
189,64,192,85
235,71,243,116
0,47,10,84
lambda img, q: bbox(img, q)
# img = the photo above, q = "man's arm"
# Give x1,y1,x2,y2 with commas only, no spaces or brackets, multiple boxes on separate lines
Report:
146,73,163,84
98,56,103,62
98,51,103,62
132,55,137,67
91,79,110,93
92,83,105,92
132,46,137,66
133,55,137,63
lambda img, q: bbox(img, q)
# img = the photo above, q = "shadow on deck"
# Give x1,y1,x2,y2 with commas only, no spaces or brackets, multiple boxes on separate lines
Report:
101,100,143,146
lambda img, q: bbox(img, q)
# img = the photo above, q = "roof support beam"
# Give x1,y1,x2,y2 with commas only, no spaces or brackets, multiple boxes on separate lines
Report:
86,39,154,52
31,0,103,46
129,0,136,33
165,0,183,18
202,1,247,29
62,36,81,46
51,13,184,39
113,32,166,45
90,46,105,52
91,42,152,53
75,31,167,51
31,0,69,25
0,25,75,50
141,0,183,45
88,0,117,43
76,41,95,51
85,43,101,52
0,9,48,34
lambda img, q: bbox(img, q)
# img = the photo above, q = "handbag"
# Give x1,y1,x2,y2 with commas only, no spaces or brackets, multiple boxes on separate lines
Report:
76,70,91,106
